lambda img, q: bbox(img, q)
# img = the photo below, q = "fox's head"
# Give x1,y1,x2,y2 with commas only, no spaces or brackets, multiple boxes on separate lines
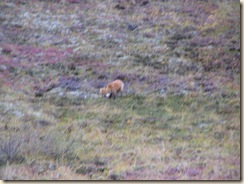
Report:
100,87,106,96
100,87,112,98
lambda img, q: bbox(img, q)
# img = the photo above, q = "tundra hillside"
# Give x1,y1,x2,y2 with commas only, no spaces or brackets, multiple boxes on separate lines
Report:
0,0,240,180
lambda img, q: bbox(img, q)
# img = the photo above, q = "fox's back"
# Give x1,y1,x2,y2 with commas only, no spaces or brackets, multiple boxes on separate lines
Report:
108,80,124,92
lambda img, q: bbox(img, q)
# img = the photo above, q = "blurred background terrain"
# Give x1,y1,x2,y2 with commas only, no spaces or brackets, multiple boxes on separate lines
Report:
0,0,240,180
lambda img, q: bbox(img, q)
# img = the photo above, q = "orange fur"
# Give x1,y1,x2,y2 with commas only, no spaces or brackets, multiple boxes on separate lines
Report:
100,80,124,99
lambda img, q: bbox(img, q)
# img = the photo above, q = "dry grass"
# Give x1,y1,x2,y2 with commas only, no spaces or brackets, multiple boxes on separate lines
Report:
0,89,240,180
0,0,240,180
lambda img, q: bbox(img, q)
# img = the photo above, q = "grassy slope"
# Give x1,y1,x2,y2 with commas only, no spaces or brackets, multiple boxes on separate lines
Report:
0,0,240,180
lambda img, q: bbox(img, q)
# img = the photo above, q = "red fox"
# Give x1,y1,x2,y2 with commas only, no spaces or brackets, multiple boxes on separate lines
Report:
100,79,124,100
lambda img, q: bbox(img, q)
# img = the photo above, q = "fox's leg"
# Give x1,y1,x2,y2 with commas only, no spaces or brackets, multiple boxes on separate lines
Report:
113,93,116,100
108,93,115,100
117,89,122,97
108,93,112,99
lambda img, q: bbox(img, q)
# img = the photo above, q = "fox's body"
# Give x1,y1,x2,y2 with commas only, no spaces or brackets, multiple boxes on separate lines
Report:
100,79,124,100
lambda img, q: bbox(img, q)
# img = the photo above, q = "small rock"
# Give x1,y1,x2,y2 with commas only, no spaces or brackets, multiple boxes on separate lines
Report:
37,120,51,126
194,73,203,80
128,24,138,31
35,90,44,97
109,173,122,180
204,85,216,93
140,0,149,6
114,4,126,10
